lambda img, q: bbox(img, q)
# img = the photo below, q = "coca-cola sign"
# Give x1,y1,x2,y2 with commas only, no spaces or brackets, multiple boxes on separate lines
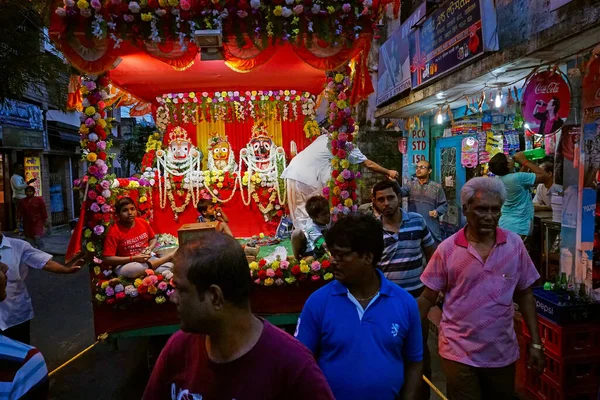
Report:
583,57,600,109
522,70,571,135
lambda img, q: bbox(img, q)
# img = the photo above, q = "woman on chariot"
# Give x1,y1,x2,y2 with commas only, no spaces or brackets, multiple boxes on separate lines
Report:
102,197,174,278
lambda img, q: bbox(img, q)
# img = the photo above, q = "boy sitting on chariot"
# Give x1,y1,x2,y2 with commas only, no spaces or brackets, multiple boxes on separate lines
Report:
196,199,233,237
291,195,330,261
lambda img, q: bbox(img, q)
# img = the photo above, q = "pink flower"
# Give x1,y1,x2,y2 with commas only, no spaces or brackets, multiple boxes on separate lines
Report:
102,189,111,198
293,4,303,14
158,281,168,291
150,275,159,285
90,202,101,212
311,261,321,271
341,169,353,180
85,118,95,127
311,275,321,281
101,204,112,213
123,14,134,22
338,91,347,100
266,268,275,277
337,149,347,159
97,141,107,150
88,165,99,175
237,10,248,17
96,196,106,205
338,132,348,142
280,260,290,270
322,187,330,197
142,276,153,286
352,205,358,212
254,279,261,284
342,3,351,12
93,225,105,235
85,81,97,91
180,0,190,10
91,0,101,10
275,278,284,286
105,287,115,296
100,180,110,189
88,191,98,200
340,190,350,199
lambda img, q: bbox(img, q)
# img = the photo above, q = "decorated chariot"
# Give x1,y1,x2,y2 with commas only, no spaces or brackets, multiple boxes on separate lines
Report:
50,0,398,338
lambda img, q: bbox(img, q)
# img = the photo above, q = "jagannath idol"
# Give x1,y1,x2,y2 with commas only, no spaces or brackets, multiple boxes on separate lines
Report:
239,121,287,220
207,131,237,173
155,126,204,219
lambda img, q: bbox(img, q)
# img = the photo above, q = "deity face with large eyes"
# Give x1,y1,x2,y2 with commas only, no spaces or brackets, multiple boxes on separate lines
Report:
251,138,273,162
170,139,191,160
212,142,230,161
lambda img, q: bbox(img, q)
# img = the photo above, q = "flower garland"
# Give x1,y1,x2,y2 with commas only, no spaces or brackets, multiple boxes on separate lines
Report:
77,76,114,256
94,268,175,306
303,119,321,141
157,90,317,125
250,255,333,286
322,70,359,221
54,1,387,52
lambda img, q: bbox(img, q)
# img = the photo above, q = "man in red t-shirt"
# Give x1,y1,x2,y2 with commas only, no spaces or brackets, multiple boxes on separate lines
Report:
143,232,334,400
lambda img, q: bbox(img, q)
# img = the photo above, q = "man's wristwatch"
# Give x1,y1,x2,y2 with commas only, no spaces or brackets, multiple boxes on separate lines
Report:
530,343,544,351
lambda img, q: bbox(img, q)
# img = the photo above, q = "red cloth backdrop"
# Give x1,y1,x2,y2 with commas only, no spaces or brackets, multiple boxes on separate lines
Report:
150,119,309,238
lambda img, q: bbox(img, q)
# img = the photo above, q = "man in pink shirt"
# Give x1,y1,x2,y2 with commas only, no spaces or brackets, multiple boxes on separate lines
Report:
418,177,545,400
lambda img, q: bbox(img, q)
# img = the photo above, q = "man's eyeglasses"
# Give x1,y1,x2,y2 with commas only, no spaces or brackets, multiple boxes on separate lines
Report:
328,250,354,261
415,165,430,170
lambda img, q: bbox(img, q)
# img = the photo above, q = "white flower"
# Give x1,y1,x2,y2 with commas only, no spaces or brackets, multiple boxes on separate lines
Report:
250,0,260,9
102,189,111,198
55,7,67,17
88,133,99,142
281,7,292,17
82,98,90,107
64,0,75,7
115,284,124,293
220,8,229,18
128,1,140,13
111,179,120,188
155,8,167,16
162,270,173,281
363,0,372,6
311,4,320,13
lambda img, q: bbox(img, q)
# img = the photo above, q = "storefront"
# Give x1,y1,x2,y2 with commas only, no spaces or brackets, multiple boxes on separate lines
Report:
0,99,46,231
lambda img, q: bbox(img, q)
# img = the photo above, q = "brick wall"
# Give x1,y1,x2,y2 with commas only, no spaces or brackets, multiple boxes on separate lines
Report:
355,128,404,203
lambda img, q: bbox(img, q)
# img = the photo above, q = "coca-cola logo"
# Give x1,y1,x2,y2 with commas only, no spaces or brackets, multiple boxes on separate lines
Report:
535,82,560,94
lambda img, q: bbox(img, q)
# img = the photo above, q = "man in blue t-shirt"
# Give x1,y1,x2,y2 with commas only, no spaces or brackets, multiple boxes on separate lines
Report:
489,152,549,237
295,213,423,400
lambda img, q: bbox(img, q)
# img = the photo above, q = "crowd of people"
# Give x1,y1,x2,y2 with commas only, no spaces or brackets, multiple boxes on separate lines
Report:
0,151,551,399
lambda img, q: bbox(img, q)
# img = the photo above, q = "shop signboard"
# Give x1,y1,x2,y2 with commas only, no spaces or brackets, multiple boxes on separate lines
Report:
24,155,42,196
0,99,43,130
521,70,571,135
405,118,430,178
376,3,426,106
409,0,498,88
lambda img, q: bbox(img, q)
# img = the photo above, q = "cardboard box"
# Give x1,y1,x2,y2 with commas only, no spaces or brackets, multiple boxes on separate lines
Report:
177,222,218,245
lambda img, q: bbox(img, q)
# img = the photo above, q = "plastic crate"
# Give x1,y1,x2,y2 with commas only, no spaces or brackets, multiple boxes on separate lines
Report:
525,367,598,400
533,288,600,325
524,337,600,391
523,315,600,359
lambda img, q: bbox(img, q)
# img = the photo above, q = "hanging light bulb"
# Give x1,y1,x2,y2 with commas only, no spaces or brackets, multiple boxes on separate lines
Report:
494,90,502,108
524,123,531,131
436,109,443,124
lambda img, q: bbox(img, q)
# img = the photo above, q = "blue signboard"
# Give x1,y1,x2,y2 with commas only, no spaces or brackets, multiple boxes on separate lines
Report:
376,3,426,106
0,99,43,131
409,0,498,88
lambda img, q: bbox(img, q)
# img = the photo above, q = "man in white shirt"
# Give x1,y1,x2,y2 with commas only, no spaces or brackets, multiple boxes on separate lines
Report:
0,234,82,344
533,161,555,211
10,163,37,232
281,134,398,231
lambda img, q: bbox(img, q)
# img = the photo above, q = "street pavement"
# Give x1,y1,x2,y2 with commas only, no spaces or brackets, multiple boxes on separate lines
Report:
3,227,448,399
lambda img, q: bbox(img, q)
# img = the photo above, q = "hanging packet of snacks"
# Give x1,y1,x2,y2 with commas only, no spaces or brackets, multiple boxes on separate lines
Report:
544,132,557,155
486,131,504,158
478,131,490,163
461,137,479,168
502,130,520,155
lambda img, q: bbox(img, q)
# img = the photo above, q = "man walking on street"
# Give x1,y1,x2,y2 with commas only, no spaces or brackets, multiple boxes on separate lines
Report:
418,177,545,400
295,213,423,400
144,232,334,400
373,180,436,295
0,234,82,344
399,160,448,244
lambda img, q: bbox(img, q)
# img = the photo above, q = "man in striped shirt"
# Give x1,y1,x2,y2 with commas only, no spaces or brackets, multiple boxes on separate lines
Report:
373,181,436,297
0,262,49,400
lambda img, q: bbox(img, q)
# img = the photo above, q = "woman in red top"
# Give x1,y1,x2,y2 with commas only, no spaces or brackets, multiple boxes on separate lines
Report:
103,197,174,278
17,186,49,248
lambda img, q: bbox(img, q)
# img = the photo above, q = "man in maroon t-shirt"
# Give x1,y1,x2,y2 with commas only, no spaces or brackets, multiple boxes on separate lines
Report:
143,232,334,400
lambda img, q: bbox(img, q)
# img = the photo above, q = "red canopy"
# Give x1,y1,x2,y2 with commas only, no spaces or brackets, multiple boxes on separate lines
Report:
108,43,327,102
